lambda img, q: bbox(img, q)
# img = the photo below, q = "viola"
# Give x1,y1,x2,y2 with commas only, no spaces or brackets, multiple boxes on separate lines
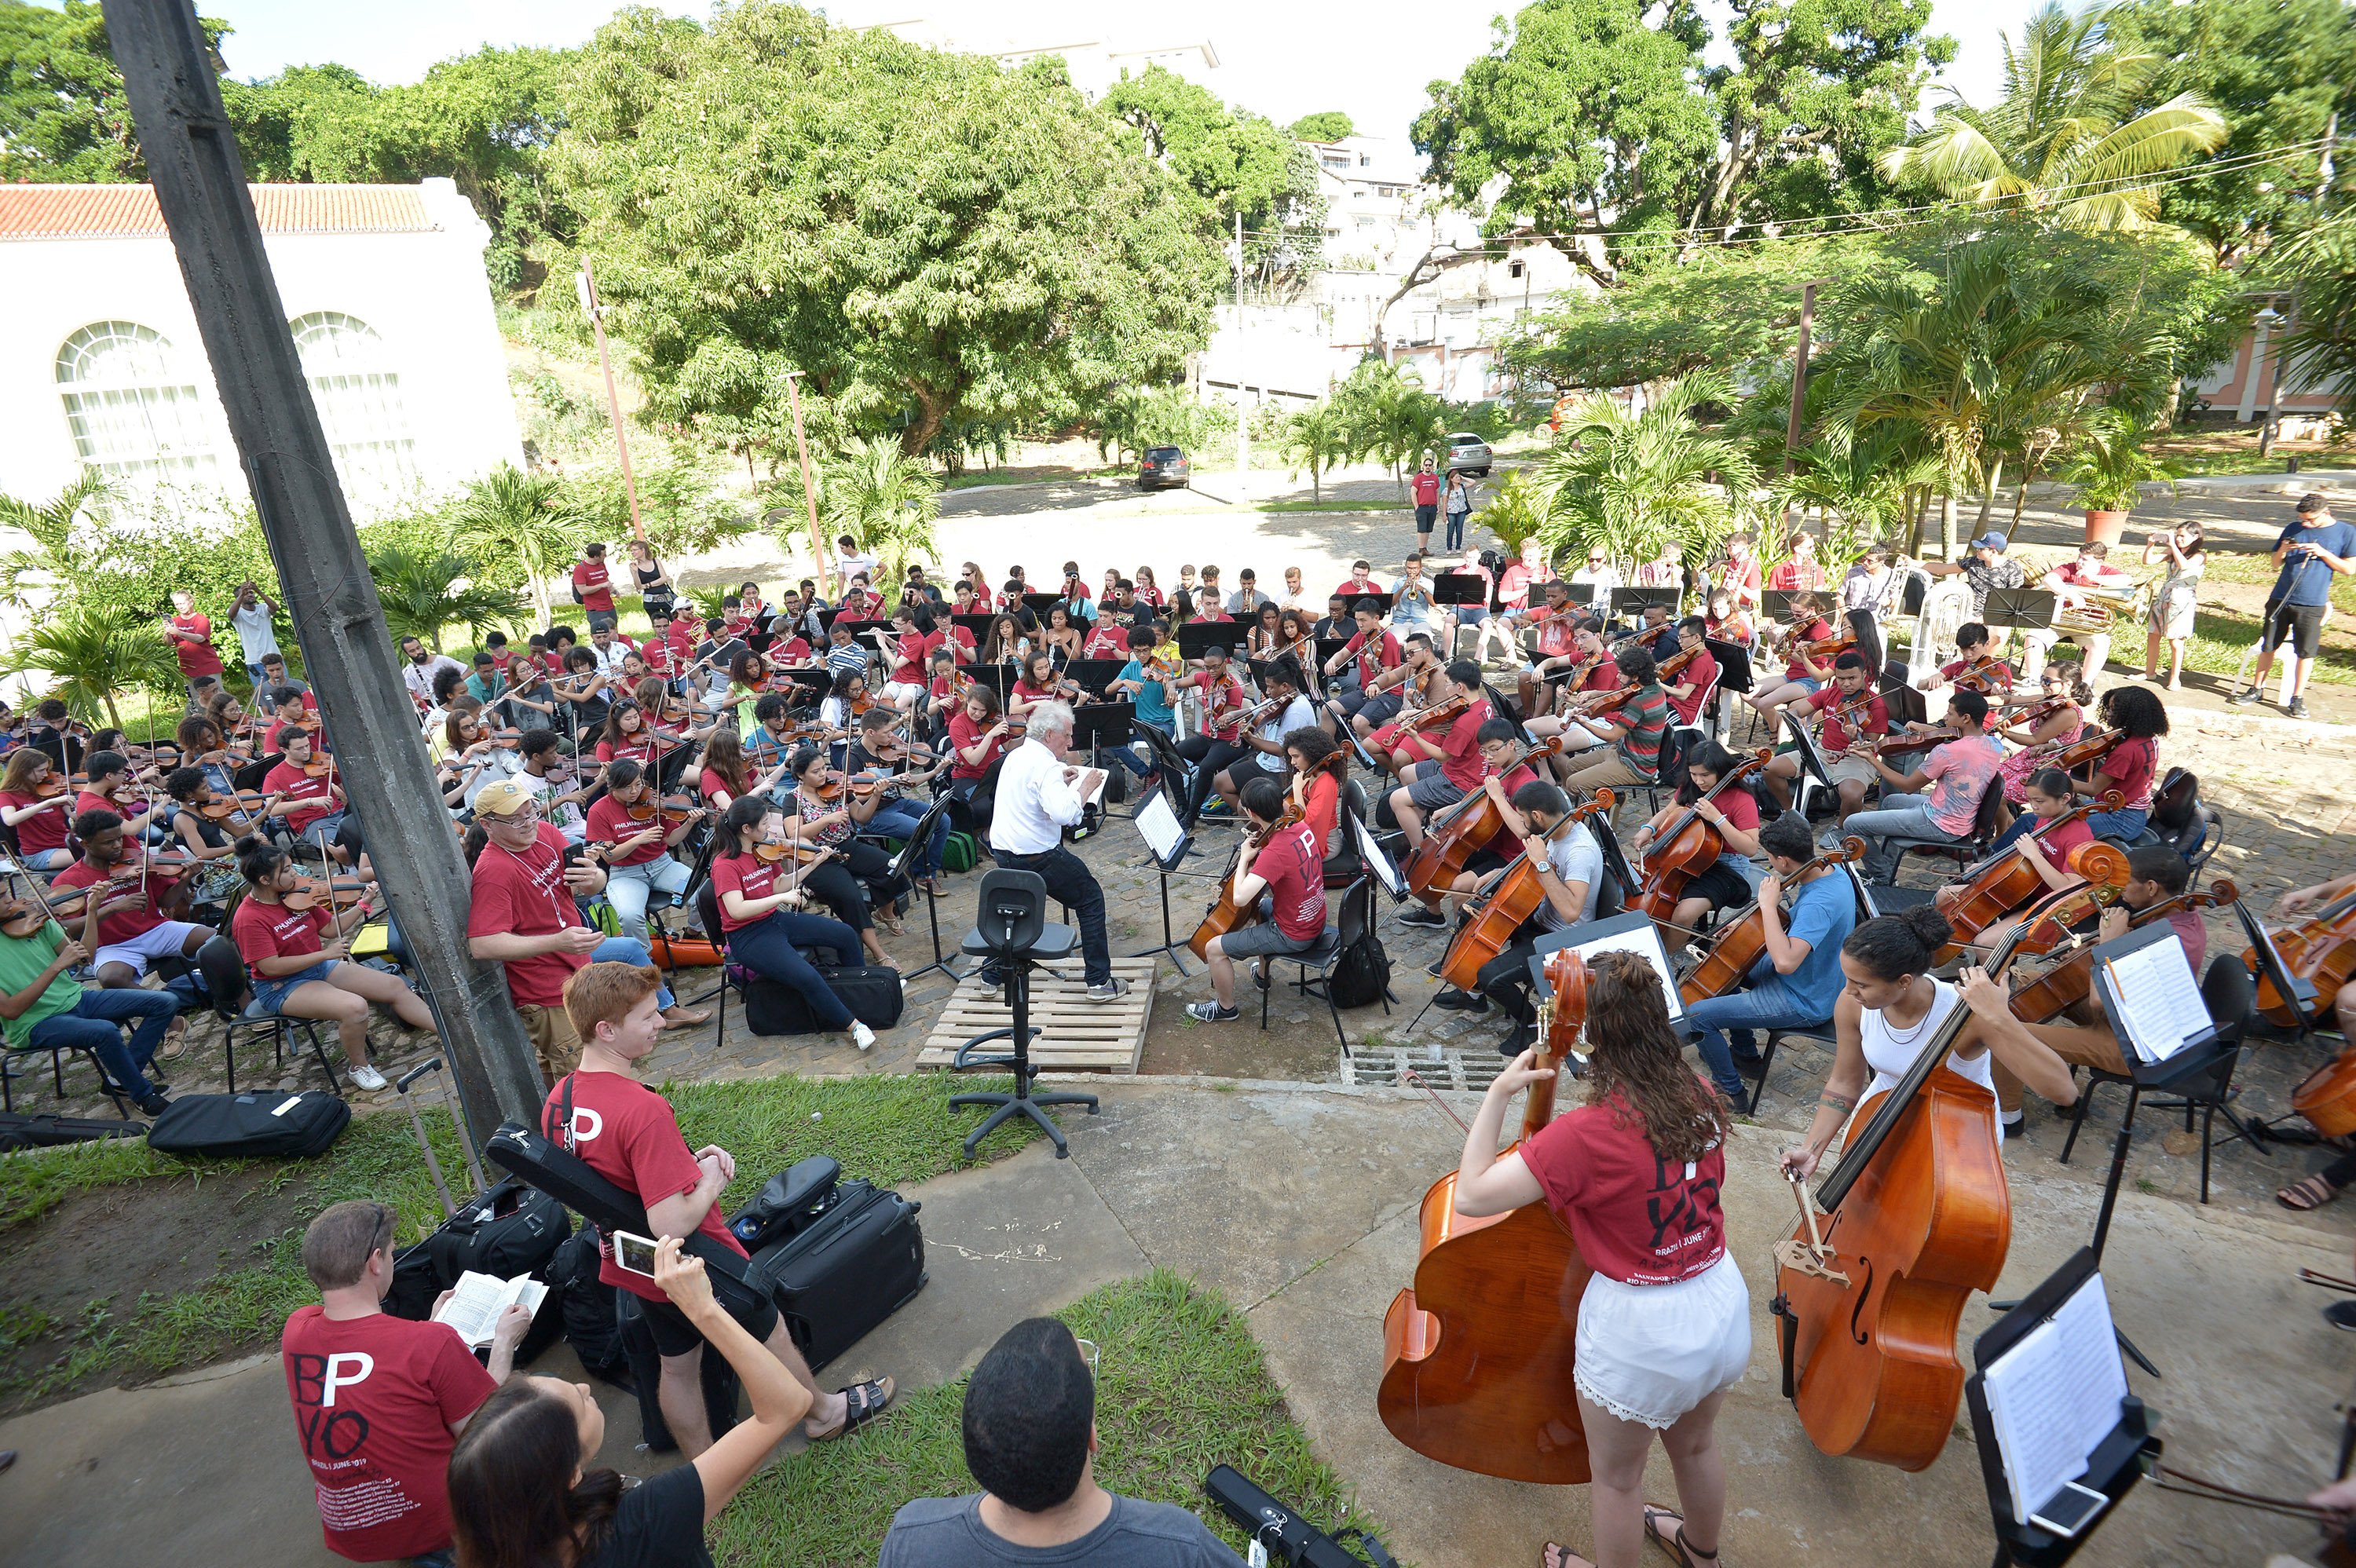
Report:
1633,749,1772,923
1931,791,2122,950
1772,918,2029,1471
2047,726,2124,775
1437,789,1613,992
1400,737,1568,908
1868,729,1948,762
1399,693,1470,737
1378,952,1595,1482
2248,888,2356,1029
1677,838,1866,1005
2007,878,2235,1025
1186,804,1304,960
1656,643,1700,682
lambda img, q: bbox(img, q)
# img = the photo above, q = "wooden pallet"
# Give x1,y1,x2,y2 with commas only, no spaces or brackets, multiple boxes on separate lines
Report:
915,956,1158,1074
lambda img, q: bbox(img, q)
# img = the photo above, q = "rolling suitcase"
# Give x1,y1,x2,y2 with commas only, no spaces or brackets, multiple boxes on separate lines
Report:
745,1174,927,1372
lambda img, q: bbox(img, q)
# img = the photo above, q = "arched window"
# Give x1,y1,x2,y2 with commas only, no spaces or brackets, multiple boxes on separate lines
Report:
291,311,418,513
55,321,223,492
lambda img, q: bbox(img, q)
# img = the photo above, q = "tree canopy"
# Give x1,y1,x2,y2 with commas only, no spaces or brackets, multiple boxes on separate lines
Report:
1288,111,1354,142
1103,65,1324,277
0,0,227,181
553,2,1221,463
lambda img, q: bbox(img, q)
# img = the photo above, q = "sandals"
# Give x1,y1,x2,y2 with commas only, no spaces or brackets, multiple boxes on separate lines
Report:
1644,1505,1719,1566
2278,1174,2343,1212
807,1375,895,1440
1541,1547,1593,1568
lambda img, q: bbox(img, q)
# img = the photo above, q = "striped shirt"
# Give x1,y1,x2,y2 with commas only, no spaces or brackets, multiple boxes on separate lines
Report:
1612,684,1671,778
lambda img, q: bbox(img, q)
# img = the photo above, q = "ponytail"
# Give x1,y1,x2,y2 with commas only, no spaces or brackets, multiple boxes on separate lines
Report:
1841,906,1952,981
235,834,286,887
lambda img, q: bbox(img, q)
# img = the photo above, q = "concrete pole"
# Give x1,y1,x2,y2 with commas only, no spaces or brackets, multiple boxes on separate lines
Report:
104,0,544,1146
782,370,829,595
576,257,645,543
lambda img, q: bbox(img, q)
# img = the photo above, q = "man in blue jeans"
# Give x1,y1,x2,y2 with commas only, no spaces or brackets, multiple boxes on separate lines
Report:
986,703,1125,1003
0,895,180,1113
1681,813,1857,1107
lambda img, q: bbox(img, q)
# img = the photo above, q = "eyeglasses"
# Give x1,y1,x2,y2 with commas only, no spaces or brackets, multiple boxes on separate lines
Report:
1073,1337,1101,1378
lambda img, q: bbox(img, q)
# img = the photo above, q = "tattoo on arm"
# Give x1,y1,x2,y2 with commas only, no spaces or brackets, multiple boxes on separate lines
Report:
1817,1091,1855,1113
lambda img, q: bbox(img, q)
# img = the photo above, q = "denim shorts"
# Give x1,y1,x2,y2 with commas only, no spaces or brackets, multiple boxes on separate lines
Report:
252,958,338,1014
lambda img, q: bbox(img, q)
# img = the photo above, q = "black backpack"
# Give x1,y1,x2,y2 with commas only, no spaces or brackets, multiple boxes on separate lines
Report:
543,1228,632,1387
147,1091,349,1158
1325,879,1395,1010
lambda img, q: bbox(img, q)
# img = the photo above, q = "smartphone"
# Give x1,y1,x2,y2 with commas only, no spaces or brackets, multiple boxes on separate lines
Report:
612,1230,660,1279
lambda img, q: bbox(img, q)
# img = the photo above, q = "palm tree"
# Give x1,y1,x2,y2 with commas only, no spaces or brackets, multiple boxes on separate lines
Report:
1776,426,1944,562
820,435,941,606
1827,240,2111,558
1283,402,1351,502
1879,2,2229,231
1532,372,1762,568
2277,214,2356,420
0,602,179,727
366,541,529,652
0,473,109,612
445,465,588,628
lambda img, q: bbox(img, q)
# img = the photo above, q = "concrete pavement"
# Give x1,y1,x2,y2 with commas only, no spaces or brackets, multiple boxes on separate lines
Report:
11,1076,2350,1567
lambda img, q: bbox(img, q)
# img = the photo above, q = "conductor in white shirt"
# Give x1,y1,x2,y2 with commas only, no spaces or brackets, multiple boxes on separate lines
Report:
987,702,1125,1003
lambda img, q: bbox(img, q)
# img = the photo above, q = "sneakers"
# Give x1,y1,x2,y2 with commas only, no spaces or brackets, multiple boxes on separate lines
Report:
1398,905,1447,929
1432,989,1490,1014
1185,1000,1241,1023
135,1090,170,1117
2230,686,2262,705
1085,979,1128,1003
1424,957,1447,978
851,1021,876,1051
2289,696,2310,718
348,1063,387,1091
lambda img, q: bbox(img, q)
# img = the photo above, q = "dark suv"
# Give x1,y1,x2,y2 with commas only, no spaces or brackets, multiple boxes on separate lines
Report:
1138,447,1191,490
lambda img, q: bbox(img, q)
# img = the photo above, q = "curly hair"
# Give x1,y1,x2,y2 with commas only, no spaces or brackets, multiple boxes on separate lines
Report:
1578,950,1730,1163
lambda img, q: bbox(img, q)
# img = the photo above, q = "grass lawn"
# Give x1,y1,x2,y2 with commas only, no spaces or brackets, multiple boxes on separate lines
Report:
709,1270,1390,1568
2172,551,2356,686
0,1073,1036,1404
942,465,1131,492
2147,426,2352,478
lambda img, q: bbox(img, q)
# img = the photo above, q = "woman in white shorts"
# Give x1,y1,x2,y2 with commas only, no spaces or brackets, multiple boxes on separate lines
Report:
1453,949,1750,1568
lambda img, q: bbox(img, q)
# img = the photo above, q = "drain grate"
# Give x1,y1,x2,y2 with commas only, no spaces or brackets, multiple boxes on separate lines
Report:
1339,1045,1507,1094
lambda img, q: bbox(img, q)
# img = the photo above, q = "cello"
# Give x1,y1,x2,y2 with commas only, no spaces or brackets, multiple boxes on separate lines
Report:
1184,803,1302,960
1435,789,1614,992
1771,921,2031,1471
2007,879,2236,1025
1633,747,1772,922
1931,791,2122,952
1677,839,1865,1006
1378,951,1595,1482
1399,737,1565,908
2248,888,2356,1029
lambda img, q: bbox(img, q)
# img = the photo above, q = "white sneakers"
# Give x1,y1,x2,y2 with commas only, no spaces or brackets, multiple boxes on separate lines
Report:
349,1064,387,1091
852,1021,876,1051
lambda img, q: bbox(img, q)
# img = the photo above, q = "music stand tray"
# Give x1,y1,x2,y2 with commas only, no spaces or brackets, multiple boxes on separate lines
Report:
1705,637,1754,696
1434,572,1490,607
1178,623,1242,660
1611,587,1681,619
1781,708,1835,788
1981,587,2060,634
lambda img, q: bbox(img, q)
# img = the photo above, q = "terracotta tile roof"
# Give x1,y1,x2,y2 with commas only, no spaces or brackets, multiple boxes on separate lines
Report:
0,184,436,241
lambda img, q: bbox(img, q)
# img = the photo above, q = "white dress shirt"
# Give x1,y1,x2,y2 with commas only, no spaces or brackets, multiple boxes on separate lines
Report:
990,737,1084,855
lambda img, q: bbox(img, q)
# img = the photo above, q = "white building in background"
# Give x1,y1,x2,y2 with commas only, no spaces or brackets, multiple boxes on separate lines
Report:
0,178,520,521
875,19,1219,99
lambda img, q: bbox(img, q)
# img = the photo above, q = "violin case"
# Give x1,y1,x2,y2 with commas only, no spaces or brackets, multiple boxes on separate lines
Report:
146,1089,349,1159
734,963,905,1034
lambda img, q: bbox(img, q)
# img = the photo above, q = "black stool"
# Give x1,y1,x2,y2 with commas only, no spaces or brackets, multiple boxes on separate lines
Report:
949,869,1099,1158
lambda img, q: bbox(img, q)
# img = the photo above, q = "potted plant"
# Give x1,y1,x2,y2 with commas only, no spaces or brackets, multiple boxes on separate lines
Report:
2058,412,2175,546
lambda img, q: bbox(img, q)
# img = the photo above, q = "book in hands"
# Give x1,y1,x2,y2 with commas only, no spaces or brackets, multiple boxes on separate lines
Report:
433,1270,548,1347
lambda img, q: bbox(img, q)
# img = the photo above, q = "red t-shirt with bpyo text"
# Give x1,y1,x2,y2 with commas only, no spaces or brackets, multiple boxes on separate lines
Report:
542,1069,750,1301
466,821,589,1007
1249,821,1328,941
280,1306,496,1562
1520,1091,1729,1285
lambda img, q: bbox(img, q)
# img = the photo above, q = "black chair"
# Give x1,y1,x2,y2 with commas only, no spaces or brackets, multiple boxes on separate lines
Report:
2149,767,2222,880
1740,1025,1832,1117
949,869,1099,1157
2058,951,2259,1204
1,1026,135,1117
858,791,958,983
1258,875,1385,1054
196,934,342,1095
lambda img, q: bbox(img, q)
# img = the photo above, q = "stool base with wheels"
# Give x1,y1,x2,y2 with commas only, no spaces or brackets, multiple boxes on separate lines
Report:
948,869,1101,1158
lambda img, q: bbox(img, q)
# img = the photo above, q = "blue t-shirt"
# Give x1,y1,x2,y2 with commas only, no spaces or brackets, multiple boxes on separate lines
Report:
2270,518,2356,607
1119,659,1176,726
1777,872,1860,1019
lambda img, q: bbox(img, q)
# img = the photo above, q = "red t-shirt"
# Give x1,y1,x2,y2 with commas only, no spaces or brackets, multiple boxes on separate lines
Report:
1194,604,1234,624
571,558,614,612
1332,577,1381,601
1299,769,1340,853
2098,736,2157,811
2026,812,2094,864
594,733,663,769
2164,908,2208,974
891,630,941,685
541,1070,748,1302
1343,628,1403,679
51,858,166,945
232,897,330,970
280,1306,497,1562
710,850,781,933
1579,658,1622,696
466,822,587,1007
1193,673,1249,742
171,612,224,677
1941,656,2016,694
1665,648,1718,724
1251,821,1328,941
71,788,114,824
0,791,68,854
1707,782,1762,836
1806,685,1888,753
769,634,814,665
1437,698,1494,790
1084,625,1130,660
1480,763,1545,851
265,760,342,835
697,766,746,807
584,795,664,867
946,711,1011,780
1783,619,1835,682
1535,614,1579,660
1521,1094,1729,1285
944,624,979,663
1410,470,1441,506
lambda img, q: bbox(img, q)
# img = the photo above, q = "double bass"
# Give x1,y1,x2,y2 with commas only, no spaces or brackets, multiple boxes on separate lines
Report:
1633,747,1772,922
1435,789,1614,992
1771,921,2031,1471
1378,952,1595,1482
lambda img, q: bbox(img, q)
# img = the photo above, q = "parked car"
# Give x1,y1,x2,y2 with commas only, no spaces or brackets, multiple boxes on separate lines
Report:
1445,433,1491,477
1137,446,1191,490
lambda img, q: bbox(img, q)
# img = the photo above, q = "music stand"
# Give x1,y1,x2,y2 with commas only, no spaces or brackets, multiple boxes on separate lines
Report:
950,612,996,645
1558,583,1596,608
1529,912,1687,1027
963,664,1014,699
1876,671,1930,730
1352,810,1407,903
1588,813,1641,902
1335,589,1395,613
1069,700,1136,791
873,791,959,985
1064,660,1128,700
1019,592,1065,621
1178,623,1238,661
1782,708,1835,789
1966,1248,2159,1568
1125,783,1205,973
1762,589,1800,624
1981,587,2060,636
2229,896,2318,1051
1434,572,1491,609
1611,587,1681,620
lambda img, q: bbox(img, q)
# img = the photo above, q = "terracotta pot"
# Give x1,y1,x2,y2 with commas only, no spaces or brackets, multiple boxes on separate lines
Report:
2082,508,2130,547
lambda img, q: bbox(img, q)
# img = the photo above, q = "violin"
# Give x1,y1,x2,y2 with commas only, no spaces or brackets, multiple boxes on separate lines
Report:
1999,693,2072,736
752,839,832,868
1400,737,1568,908
279,876,375,913
624,793,702,822
1436,789,1613,992
1378,951,1594,1482
1677,839,1866,1005
1950,654,2003,694
1931,791,2122,950
1867,729,1947,762
1186,804,1304,960
1398,692,1470,737
30,776,68,799
198,788,281,824
1794,630,1853,661
2007,878,2235,1025
1772,918,2029,1471
1655,643,1700,682
1633,749,1771,923
2249,887,2356,1030
2047,726,2124,775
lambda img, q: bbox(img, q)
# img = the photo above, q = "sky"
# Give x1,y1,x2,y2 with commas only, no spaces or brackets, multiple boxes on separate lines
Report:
179,0,2034,144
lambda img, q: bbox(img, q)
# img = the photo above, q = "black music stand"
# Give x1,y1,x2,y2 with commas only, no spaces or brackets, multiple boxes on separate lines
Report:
1761,589,1800,624
1528,912,1688,1029
1125,782,1206,973
1019,591,1065,622
950,612,996,645
1069,700,1136,787
1588,813,1640,902
1178,623,1239,661
1335,589,1395,613
1064,660,1128,700
1782,708,1835,790
1434,572,1491,610
1876,671,1931,730
1611,587,1681,620
2231,896,2318,1049
963,664,1014,699
1705,637,1752,700
1981,587,2060,636
1967,1248,2159,1568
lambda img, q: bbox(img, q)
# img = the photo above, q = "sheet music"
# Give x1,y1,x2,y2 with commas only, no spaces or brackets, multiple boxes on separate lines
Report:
1564,927,1685,1024
1070,767,1108,806
1354,812,1406,898
1981,1272,2130,1525
434,1270,549,1347
2098,938,2211,1063
1135,788,1186,864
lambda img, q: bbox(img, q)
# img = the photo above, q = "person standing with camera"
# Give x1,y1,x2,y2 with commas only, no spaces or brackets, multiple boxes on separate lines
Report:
2235,493,2353,718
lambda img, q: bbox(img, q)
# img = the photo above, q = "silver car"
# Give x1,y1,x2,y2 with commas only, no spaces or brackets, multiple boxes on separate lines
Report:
1446,432,1491,477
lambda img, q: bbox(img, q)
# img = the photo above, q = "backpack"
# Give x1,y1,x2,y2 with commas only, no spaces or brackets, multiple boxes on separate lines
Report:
1328,924,1393,1008
543,1228,632,1387
940,830,979,874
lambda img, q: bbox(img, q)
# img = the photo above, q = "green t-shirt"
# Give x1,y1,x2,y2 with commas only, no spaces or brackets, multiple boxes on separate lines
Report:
0,922,81,1048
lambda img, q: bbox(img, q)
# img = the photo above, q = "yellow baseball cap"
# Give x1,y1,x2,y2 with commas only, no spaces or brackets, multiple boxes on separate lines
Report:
474,778,538,818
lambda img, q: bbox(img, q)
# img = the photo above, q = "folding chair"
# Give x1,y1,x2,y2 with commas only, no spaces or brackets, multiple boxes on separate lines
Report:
197,934,344,1096
1259,876,1385,1054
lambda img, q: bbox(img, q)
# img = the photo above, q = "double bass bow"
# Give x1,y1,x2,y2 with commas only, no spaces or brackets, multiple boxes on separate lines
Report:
1378,951,1596,1482
1435,788,1614,992
1632,747,1772,922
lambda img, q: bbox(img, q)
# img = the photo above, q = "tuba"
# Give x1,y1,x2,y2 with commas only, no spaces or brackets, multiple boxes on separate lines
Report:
2054,580,2153,634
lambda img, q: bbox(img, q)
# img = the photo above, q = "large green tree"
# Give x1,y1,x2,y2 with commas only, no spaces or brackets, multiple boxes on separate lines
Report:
0,0,226,181
1102,65,1324,277
554,4,1221,462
